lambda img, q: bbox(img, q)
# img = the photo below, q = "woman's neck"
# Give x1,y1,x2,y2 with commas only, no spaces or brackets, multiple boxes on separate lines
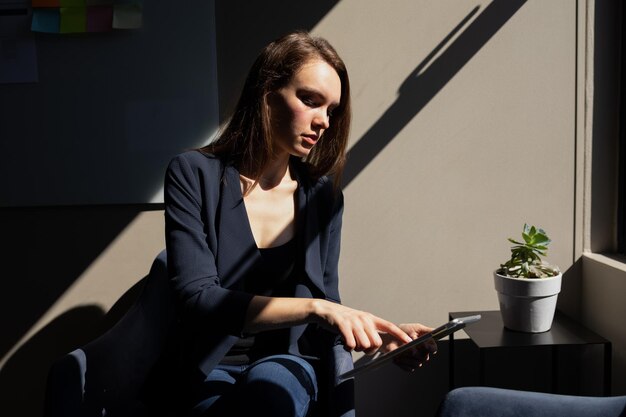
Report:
261,154,291,184
240,153,293,190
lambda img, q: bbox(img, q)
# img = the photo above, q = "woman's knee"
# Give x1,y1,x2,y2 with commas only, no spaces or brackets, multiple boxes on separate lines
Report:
189,367,238,416
239,355,318,417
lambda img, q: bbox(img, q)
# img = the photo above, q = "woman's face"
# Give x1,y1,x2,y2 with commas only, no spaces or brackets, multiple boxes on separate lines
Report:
267,59,342,159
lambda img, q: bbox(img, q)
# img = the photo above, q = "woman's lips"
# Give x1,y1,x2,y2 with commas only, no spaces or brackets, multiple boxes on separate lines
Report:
302,134,318,146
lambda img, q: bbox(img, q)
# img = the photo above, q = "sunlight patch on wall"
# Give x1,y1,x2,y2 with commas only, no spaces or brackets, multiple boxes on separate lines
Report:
0,211,165,369
149,127,219,203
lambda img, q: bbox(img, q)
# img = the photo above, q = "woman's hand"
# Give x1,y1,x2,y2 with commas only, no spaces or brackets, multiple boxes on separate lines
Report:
244,297,431,365
381,323,438,372
310,300,413,355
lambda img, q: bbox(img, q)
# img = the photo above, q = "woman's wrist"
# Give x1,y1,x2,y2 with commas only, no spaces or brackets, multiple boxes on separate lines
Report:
307,298,326,325
244,296,327,333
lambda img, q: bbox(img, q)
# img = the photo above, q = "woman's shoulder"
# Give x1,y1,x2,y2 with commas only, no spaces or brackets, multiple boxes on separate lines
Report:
292,160,342,210
168,149,224,174
291,158,331,188
170,149,220,165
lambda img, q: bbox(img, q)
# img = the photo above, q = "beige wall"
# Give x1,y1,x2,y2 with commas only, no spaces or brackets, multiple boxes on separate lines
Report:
3,0,624,415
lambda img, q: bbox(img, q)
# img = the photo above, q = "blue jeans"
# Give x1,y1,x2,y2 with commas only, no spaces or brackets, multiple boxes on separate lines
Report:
190,354,318,417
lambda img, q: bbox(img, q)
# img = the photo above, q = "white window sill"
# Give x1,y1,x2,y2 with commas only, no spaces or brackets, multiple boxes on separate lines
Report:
583,252,626,273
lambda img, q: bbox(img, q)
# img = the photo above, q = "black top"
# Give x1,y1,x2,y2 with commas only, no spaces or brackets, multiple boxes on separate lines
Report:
221,238,297,364
247,238,297,295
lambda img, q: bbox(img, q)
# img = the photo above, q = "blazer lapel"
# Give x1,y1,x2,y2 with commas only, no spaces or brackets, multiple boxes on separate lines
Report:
217,161,326,297
216,164,261,288
295,170,326,298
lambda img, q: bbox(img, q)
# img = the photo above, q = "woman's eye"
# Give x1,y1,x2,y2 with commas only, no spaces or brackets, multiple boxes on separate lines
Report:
302,97,316,107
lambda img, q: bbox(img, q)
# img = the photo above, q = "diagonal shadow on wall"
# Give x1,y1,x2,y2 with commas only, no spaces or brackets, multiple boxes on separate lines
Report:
0,205,148,359
342,0,527,188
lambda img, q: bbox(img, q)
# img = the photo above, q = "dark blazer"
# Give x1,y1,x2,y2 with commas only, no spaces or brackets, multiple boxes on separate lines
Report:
164,150,355,417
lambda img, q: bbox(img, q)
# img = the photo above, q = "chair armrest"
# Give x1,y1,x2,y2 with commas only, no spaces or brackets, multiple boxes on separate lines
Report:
44,350,86,417
44,250,174,417
438,387,626,417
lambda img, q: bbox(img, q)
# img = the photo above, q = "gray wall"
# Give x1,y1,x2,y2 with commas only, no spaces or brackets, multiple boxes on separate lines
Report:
0,1,218,205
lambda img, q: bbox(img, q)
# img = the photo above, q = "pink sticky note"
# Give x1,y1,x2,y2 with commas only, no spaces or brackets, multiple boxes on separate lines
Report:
87,6,112,32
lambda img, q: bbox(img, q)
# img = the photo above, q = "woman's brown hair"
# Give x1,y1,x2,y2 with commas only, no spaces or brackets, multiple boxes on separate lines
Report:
200,30,351,190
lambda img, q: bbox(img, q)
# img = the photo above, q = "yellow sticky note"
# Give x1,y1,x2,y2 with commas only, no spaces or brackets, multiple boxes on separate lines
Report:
60,7,86,33
112,4,142,29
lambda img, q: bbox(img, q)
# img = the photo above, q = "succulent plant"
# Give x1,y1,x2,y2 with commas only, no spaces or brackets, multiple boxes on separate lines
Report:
498,224,560,278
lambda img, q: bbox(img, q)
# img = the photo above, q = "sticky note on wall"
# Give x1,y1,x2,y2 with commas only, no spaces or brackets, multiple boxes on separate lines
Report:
32,1,141,33
112,4,141,29
86,6,112,32
31,8,60,33
60,7,86,33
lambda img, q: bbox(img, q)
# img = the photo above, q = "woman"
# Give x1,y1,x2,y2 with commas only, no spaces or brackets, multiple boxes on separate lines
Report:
164,31,435,417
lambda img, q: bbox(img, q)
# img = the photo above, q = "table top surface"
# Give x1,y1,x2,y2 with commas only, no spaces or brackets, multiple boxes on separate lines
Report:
449,310,610,349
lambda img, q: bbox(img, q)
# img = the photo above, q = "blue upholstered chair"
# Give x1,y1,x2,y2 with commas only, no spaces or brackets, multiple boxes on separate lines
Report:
44,250,175,417
437,387,626,417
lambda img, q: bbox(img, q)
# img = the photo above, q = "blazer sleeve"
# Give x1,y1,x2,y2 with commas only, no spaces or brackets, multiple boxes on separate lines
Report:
323,187,344,303
318,186,355,417
164,153,254,336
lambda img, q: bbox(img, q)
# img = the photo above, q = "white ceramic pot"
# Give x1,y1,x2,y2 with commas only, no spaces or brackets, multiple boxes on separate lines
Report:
493,271,562,333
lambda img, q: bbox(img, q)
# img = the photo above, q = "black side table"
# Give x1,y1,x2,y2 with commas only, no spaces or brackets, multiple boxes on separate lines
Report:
449,310,612,395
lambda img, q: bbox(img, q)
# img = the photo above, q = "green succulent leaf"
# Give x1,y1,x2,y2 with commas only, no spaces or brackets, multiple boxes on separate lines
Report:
500,224,557,279
532,234,550,245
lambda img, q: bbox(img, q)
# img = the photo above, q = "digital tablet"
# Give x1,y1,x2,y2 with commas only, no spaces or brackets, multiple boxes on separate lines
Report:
339,314,481,380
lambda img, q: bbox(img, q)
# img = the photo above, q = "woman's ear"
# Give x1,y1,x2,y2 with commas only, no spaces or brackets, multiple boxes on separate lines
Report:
265,91,279,108
265,91,285,124
264,92,274,121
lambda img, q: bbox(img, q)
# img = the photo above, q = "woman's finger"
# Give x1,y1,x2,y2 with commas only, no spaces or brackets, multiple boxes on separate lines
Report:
362,322,383,355
394,354,423,371
339,323,357,351
424,338,438,354
374,317,412,345
353,325,372,352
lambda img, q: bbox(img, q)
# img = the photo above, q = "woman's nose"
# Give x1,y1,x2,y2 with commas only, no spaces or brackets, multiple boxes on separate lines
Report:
313,110,330,129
